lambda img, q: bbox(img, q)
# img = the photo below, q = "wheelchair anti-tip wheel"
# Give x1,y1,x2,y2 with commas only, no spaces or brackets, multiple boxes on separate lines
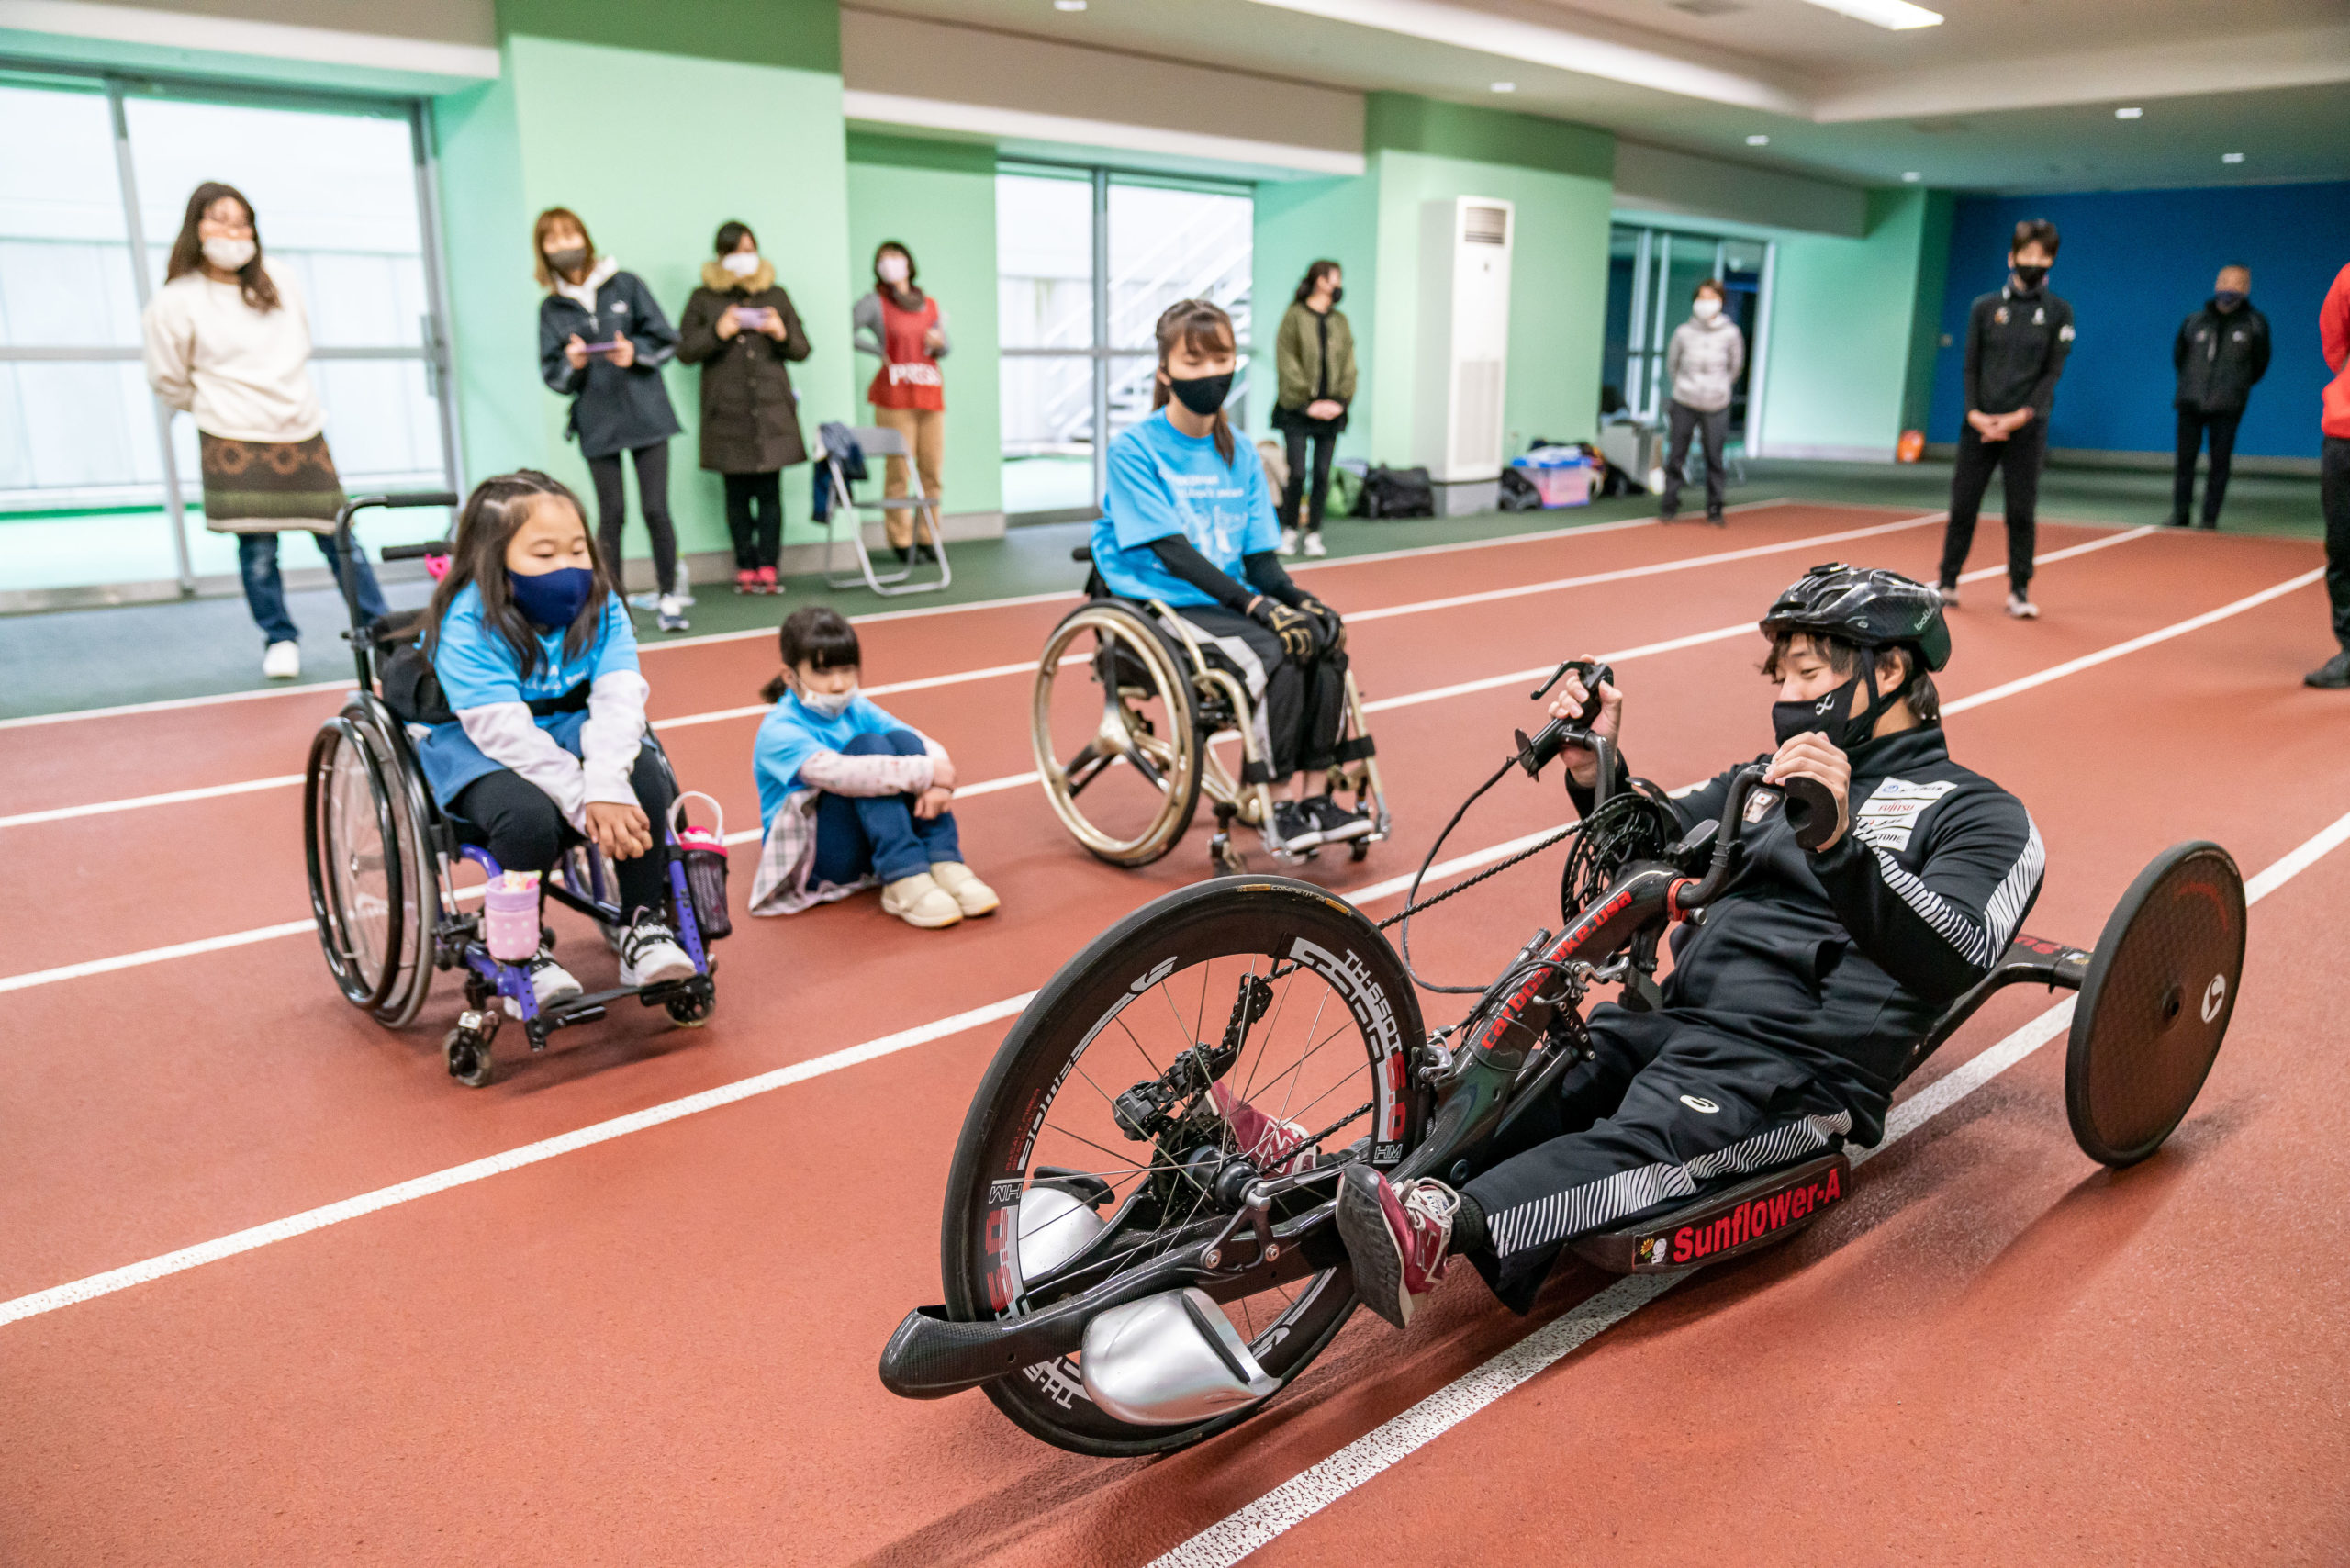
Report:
1033,601,1205,867
305,709,436,1028
2065,840,2245,1168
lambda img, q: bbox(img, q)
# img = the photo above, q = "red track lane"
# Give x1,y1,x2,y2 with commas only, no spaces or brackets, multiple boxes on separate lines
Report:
0,552,2336,1566
0,516,2249,1289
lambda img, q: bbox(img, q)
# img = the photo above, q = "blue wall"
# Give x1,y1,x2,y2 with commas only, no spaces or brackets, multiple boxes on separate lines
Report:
1928,182,2350,459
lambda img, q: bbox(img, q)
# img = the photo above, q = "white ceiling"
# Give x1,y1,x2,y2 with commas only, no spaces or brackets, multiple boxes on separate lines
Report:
849,0,2350,193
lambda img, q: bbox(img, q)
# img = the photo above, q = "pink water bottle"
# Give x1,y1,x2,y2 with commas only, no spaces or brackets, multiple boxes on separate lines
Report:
482,870,542,962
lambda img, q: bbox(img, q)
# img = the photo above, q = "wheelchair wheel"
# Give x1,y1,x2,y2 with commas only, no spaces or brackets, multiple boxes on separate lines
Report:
2065,841,2246,1168
1032,602,1204,867
304,709,436,1027
940,878,1427,1456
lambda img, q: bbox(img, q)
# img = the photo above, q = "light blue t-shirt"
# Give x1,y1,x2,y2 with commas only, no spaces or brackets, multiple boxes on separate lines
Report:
431,582,639,711
1090,409,1279,608
753,690,915,832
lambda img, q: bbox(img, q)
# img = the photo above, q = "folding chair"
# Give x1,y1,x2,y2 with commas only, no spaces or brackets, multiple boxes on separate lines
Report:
822,423,951,598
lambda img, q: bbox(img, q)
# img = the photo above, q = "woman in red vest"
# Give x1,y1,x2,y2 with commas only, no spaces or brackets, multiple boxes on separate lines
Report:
853,241,948,560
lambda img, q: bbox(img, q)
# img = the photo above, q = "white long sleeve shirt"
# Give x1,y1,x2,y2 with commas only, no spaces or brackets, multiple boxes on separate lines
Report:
141,263,325,442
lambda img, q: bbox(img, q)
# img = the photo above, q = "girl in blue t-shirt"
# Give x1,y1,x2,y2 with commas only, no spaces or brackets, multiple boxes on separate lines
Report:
1090,297,1365,853
747,605,997,929
418,469,696,1003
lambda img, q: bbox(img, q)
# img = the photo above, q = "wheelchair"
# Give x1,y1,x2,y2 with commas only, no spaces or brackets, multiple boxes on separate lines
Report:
301,494,724,1087
1031,545,1391,876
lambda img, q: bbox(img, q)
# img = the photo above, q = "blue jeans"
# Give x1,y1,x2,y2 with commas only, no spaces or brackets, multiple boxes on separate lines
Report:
810,730,962,887
239,531,388,648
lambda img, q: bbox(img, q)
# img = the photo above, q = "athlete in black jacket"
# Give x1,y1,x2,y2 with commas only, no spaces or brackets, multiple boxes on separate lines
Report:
1305,566,2043,1327
2170,265,2271,531
1938,219,2075,621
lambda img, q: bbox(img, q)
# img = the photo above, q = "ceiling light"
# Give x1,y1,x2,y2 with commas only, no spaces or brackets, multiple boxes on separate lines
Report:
2114,106,2143,119
1745,133,1770,145
1795,0,1942,30
1054,0,1086,9
2222,151,2245,163
1490,81,1516,93
1902,170,1921,182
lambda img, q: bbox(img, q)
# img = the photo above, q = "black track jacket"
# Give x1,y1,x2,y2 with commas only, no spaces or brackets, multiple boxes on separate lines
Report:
1575,726,2043,1144
1963,283,2075,418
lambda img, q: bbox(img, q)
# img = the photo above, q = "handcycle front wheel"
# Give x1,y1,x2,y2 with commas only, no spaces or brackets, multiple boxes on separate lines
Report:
940,878,1427,1456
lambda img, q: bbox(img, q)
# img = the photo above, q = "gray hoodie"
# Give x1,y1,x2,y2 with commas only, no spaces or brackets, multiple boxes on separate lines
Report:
1665,312,1745,413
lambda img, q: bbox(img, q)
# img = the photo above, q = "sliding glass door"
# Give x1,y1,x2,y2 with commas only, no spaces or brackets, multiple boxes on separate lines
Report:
1602,224,1773,444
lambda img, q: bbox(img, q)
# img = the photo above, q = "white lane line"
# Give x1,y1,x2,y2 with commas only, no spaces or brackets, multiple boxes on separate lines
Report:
0,511,1935,826
1145,804,2350,1568
0,920,318,995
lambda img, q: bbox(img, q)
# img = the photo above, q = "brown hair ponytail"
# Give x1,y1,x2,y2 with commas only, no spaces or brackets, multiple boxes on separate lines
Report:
1150,297,1237,465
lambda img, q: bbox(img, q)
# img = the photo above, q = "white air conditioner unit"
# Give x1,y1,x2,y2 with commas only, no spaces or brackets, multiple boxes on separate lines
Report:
1415,196,1514,486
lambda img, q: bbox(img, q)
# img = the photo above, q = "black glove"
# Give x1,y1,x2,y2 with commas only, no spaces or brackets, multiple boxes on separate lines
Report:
1297,595,1346,655
1248,596,1318,661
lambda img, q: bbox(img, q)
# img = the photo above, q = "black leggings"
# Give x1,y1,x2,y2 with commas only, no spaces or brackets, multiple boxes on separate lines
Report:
588,441,677,595
1281,426,1338,533
722,470,783,570
1175,602,1348,782
453,746,677,921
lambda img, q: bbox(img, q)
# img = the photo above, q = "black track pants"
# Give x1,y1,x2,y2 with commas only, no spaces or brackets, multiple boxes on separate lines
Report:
1172,602,1347,781
1460,1007,1852,1313
1281,426,1337,533
2324,435,2350,651
588,441,677,595
452,746,677,920
1938,419,2044,594
722,470,783,569
2171,408,2242,528
1662,399,1728,519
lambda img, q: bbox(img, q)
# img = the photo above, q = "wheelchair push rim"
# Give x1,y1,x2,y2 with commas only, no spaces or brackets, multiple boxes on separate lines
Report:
1032,602,1205,868
2065,840,2245,1168
304,711,433,1025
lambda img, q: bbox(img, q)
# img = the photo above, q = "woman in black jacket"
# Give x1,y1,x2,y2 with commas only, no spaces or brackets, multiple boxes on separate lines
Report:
677,219,811,595
533,207,688,631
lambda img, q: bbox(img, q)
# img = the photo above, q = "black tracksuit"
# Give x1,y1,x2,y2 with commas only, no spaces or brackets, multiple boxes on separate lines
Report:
1461,726,2043,1310
1939,283,2075,595
2170,298,2271,529
1145,536,1348,779
540,269,686,594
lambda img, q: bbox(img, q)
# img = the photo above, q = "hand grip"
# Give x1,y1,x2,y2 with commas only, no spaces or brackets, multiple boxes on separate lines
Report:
380,490,459,509
381,541,452,562
1780,775,1839,852
1513,660,1615,779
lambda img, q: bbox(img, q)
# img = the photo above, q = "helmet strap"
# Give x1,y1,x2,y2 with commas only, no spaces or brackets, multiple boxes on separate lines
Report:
1838,650,1917,750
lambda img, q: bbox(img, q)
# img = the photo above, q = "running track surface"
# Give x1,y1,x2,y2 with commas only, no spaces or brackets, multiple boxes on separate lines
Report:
3,504,2344,1565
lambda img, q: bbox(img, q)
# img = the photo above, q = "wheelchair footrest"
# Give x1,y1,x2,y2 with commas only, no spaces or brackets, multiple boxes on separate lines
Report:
1569,1150,1850,1275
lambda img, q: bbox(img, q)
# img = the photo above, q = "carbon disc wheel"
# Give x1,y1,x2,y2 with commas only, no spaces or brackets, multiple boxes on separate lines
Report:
940,878,1426,1456
2065,841,2245,1167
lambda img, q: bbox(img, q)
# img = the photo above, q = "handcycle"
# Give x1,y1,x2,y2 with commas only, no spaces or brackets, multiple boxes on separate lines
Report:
302,493,726,1087
1031,546,1391,875
879,660,2245,1455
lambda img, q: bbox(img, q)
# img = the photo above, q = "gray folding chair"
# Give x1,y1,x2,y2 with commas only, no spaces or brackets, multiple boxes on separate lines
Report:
822,423,951,597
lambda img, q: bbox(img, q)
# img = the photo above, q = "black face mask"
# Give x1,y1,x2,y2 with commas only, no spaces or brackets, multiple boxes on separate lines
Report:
1328,286,1344,306
2010,263,2049,290
1167,372,1232,418
2214,290,2246,311
546,245,588,277
1772,657,1914,751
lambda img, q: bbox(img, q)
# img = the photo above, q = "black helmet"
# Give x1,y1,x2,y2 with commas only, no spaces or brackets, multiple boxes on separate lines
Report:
1761,562,1951,672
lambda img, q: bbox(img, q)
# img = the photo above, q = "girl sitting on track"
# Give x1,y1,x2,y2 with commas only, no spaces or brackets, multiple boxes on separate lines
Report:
417,470,698,1004
1092,297,1364,854
748,606,998,930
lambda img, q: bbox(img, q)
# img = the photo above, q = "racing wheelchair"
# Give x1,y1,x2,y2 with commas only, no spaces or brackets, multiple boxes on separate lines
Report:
881,662,2245,1455
302,493,724,1087
1031,545,1392,875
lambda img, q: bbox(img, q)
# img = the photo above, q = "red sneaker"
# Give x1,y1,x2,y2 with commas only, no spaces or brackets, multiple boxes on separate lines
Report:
755,566,780,594
1336,1165,1457,1329
733,568,759,594
1206,1082,1315,1176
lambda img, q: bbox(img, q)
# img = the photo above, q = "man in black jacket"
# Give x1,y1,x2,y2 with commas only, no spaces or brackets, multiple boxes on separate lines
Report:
1937,219,2075,621
1296,566,2044,1327
2170,264,2271,530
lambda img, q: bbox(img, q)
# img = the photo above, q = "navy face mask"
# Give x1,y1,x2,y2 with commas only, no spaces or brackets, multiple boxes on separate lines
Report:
2214,290,2246,311
507,566,595,630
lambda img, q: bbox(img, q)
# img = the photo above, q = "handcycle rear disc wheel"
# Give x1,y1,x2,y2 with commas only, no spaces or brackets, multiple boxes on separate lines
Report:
1033,603,1203,867
2065,840,2245,1167
941,878,1426,1456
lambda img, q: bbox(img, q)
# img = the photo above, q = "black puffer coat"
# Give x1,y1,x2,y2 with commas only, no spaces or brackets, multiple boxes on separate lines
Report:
536,261,682,459
676,258,811,474
2173,298,2271,414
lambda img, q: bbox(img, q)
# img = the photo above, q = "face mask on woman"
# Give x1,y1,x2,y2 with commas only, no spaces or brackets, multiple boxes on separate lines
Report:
1692,297,1723,321
545,245,588,277
1167,372,1232,417
721,251,760,278
798,683,857,719
203,237,257,272
877,253,910,286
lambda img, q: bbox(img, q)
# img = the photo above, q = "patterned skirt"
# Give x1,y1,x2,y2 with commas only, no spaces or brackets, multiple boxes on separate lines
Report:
198,431,347,535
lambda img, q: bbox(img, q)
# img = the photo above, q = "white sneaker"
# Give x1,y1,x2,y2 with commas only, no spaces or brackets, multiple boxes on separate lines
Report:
2006,592,2040,620
617,914,696,987
1302,531,1327,558
656,594,690,633
262,640,301,679
1279,528,1301,556
928,861,1000,917
881,872,962,929
527,949,584,1008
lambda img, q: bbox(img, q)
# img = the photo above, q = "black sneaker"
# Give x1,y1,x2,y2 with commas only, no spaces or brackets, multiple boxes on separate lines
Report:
1304,794,1375,842
1270,800,1325,852
2305,652,2350,690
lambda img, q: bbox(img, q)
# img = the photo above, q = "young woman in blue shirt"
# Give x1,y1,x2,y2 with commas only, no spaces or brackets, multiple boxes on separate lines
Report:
1091,298,1365,852
417,470,697,1004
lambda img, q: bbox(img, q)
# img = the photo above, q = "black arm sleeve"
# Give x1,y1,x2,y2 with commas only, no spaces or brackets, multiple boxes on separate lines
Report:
1148,536,1254,612
2025,298,2073,414
1242,550,1308,608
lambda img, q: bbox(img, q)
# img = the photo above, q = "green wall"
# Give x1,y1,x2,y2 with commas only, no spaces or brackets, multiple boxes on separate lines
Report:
1249,174,1380,461
845,133,1002,515
1756,186,1940,459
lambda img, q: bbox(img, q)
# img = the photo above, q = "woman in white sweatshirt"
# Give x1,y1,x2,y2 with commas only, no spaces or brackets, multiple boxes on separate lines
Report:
1659,278,1746,527
142,182,385,679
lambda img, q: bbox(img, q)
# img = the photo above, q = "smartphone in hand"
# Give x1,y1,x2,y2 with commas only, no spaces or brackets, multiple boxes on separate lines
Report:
580,339,621,354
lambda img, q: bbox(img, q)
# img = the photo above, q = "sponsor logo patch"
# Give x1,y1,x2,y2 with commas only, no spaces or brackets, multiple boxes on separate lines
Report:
1852,777,1957,853
1654,1163,1844,1266
1680,1094,1721,1114
2201,974,2227,1023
